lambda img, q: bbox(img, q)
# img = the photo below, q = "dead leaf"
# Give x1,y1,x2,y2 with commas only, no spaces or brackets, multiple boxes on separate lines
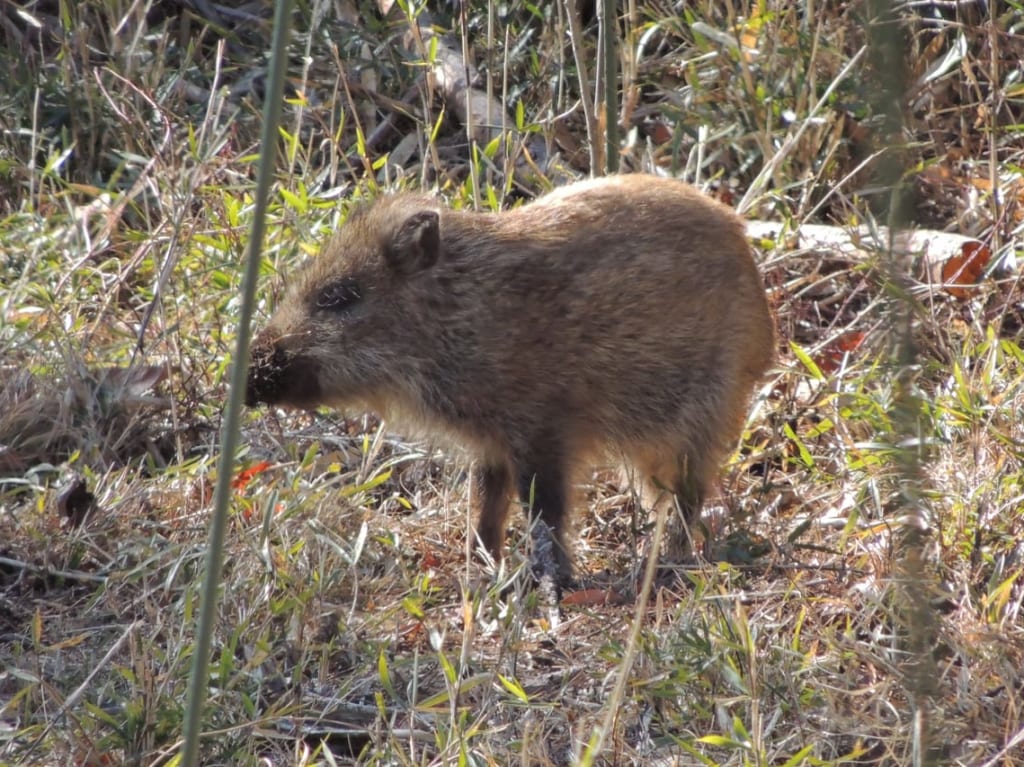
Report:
942,241,991,300
0,445,28,474
419,550,443,570
646,120,673,146
98,364,168,400
818,331,868,374
560,588,628,607
57,474,96,528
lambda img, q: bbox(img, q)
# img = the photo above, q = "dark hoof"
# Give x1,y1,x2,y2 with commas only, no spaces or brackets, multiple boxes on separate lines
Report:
528,520,575,605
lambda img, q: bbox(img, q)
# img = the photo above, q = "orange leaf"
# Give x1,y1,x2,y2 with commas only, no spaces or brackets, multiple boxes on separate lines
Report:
738,4,764,61
648,121,673,146
560,588,628,607
232,460,272,491
942,241,991,300
399,620,426,649
817,331,868,374
240,501,255,522
714,187,736,207
419,550,443,570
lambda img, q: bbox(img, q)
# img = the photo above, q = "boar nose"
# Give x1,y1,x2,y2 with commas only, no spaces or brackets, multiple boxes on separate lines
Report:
245,335,279,407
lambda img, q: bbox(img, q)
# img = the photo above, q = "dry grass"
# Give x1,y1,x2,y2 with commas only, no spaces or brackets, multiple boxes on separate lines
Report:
2,1,1024,765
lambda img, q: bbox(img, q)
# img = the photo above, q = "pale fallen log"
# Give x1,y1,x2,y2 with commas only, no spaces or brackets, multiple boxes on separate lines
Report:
746,220,1018,287
379,3,561,185
412,26,510,148
376,0,512,149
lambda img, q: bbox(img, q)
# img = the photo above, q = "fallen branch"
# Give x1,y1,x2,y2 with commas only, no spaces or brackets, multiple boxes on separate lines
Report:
0,555,108,584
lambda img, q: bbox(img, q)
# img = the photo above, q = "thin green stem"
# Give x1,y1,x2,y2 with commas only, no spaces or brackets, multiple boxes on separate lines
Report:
179,1,294,764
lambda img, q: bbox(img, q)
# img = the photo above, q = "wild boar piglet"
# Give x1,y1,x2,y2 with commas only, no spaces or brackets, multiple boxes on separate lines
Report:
246,174,776,583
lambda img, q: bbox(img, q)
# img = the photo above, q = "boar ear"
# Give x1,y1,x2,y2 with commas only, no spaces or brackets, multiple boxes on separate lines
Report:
385,210,441,275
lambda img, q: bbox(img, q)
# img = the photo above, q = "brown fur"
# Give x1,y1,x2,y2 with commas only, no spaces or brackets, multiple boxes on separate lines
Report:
246,174,775,581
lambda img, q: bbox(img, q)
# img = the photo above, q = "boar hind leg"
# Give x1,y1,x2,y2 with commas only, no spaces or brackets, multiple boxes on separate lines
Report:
636,446,717,562
474,461,513,564
515,448,574,585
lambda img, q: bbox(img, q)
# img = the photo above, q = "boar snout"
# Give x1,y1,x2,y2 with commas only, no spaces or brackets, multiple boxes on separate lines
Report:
245,338,282,407
245,336,326,410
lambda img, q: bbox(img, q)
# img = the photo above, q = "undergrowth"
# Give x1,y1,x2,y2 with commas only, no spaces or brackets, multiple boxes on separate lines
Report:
1,1,1023,765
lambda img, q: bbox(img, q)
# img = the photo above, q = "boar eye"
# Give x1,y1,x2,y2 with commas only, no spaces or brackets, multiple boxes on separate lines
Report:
316,278,362,311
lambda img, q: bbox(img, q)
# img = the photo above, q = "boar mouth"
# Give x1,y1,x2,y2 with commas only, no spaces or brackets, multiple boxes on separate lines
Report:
246,344,324,409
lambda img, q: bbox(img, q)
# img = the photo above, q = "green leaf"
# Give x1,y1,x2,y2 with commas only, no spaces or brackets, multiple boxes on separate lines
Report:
697,734,744,747
279,187,305,214
779,744,815,767
497,673,529,703
783,422,815,468
377,649,397,699
790,341,824,381
402,596,425,619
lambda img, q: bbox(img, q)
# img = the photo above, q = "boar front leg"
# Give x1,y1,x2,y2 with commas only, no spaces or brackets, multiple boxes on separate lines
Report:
515,445,574,586
473,461,513,564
